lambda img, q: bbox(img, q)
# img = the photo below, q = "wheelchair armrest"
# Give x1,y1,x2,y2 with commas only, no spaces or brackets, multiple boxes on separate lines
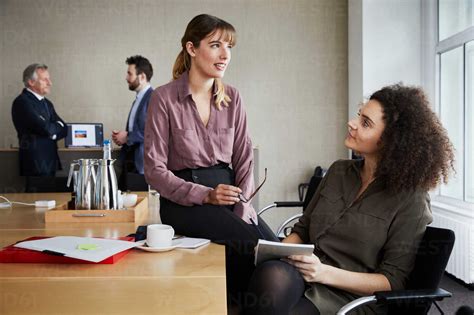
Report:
374,288,452,303
277,213,303,237
258,202,304,216
274,201,304,207
337,288,452,315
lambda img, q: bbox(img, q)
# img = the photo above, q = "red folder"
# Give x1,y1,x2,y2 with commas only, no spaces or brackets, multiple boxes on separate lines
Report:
0,236,134,264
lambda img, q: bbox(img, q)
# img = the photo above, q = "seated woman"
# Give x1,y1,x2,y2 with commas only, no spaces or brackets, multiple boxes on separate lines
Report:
144,14,276,303
245,84,455,315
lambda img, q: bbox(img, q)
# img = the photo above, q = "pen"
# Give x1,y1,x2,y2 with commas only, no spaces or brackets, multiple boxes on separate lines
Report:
42,249,65,256
249,217,266,240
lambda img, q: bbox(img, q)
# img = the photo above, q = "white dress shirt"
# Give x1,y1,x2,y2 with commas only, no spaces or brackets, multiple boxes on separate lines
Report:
128,84,151,131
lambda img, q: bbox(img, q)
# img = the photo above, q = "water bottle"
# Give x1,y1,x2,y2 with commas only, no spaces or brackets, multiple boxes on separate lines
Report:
94,139,118,209
103,139,112,159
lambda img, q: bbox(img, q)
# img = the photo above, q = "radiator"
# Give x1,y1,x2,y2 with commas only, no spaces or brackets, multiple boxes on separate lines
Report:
431,205,474,285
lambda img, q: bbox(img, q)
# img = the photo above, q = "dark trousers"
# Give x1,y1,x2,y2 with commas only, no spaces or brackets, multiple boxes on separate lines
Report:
160,164,277,306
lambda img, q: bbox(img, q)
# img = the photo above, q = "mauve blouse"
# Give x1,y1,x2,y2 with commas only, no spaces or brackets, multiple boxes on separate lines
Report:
144,72,257,223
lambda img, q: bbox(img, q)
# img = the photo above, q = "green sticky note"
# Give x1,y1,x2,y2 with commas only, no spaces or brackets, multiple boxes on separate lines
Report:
77,244,100,250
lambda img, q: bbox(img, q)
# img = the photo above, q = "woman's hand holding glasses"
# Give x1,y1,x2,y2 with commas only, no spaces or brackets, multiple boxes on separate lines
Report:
203,168,267,206
203,184,242,206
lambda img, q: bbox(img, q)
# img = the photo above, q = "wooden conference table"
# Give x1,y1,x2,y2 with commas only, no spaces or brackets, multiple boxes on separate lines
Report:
0,193,227,315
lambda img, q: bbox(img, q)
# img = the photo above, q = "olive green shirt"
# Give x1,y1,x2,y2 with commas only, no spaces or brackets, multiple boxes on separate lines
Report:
292,159,433,314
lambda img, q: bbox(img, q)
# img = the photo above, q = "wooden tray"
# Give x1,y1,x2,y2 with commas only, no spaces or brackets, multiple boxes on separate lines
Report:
45,197,148,223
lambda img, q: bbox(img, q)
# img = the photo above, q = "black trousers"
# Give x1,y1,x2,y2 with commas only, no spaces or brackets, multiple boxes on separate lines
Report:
160,164,277,306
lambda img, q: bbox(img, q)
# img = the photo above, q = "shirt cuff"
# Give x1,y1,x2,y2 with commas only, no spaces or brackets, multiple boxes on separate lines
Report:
291,224,309,243
375,266,404,291
126,136,133,146
187,185,213,205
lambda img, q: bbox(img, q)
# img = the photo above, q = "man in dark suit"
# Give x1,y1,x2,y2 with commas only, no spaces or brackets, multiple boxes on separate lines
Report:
11,63,67,178
112,55,153,191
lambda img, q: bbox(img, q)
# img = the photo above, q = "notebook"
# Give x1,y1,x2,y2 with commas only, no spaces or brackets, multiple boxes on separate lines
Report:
176,237,210,249
254,239,314,265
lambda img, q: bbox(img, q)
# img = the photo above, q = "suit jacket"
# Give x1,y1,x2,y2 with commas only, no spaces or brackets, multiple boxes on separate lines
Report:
11,89,67,176
121,86,153,174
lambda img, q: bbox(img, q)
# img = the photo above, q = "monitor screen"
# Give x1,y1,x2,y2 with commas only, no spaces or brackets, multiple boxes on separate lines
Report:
65,123,104,148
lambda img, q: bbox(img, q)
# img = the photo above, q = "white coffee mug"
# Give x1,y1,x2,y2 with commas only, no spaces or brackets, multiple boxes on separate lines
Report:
123,193,138,208
146,224,174,248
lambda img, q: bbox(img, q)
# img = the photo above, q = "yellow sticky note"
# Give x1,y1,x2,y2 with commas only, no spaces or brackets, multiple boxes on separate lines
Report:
77,244,100,250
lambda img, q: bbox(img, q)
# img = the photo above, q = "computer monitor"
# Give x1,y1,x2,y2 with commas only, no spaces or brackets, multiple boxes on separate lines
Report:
65,123,104,148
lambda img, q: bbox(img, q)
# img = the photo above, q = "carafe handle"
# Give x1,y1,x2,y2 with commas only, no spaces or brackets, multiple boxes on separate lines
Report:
66,161,78,187
90,165,97,185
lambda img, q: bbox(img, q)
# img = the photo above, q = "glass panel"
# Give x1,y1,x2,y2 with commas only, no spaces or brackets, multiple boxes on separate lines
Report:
440,47,464,200
466,41,474,203
439,0,474,41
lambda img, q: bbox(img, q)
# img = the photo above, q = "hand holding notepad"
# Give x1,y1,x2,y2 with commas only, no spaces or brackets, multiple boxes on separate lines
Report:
254,239,315,265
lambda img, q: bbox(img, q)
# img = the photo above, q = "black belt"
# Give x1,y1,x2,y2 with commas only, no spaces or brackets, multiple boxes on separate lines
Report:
172,163,234,189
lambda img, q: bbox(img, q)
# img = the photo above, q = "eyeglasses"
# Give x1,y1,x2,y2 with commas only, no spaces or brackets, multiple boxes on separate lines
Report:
239,168,267,203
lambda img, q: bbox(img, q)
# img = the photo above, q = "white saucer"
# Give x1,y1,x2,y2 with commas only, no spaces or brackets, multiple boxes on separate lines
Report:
135,240,181,252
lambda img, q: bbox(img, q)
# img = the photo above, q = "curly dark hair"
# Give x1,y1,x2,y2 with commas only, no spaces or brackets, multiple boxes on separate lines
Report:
370,84,455,192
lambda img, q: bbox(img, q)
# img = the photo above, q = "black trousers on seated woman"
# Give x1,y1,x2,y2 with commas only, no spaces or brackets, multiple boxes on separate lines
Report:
160,164,277,307
245,260,320,315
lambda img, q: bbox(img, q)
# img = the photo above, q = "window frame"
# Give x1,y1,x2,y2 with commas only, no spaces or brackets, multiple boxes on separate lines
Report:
432,1,474,206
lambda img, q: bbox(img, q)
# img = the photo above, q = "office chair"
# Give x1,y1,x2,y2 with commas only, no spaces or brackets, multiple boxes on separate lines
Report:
25,176,73,193
258,166,324,237
337,226,455,315
123,172,149,191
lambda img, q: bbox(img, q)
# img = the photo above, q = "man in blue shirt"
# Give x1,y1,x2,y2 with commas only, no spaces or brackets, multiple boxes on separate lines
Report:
112,55,153,190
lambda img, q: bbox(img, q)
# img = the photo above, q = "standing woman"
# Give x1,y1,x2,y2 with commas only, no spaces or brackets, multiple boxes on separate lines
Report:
144,13,276,302
245,85,455,315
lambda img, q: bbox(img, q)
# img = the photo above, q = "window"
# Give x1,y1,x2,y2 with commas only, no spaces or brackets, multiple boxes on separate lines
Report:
439,0,474,41
437,0,474,203
466,41,474,202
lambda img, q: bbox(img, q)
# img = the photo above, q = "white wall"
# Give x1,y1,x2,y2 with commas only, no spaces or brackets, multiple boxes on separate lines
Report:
349,0,422,118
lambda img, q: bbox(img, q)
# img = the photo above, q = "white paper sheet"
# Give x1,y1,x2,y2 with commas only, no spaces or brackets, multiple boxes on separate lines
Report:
14,236,137,263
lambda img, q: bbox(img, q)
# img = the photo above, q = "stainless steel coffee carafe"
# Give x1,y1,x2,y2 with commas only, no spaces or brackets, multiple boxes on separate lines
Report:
94,158,119,210
67,159,96,210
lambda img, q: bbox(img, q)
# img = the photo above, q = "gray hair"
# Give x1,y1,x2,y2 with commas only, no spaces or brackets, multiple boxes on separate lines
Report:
23,63,48,87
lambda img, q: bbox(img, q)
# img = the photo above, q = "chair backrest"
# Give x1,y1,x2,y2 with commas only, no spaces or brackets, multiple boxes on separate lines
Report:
25,176,73,193
302,166,324,211
388,226,455,314
407,226,455,290
124,172,149,191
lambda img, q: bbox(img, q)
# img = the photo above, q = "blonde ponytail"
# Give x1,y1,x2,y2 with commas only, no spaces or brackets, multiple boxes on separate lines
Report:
172,50,190,80
214,78,231,110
